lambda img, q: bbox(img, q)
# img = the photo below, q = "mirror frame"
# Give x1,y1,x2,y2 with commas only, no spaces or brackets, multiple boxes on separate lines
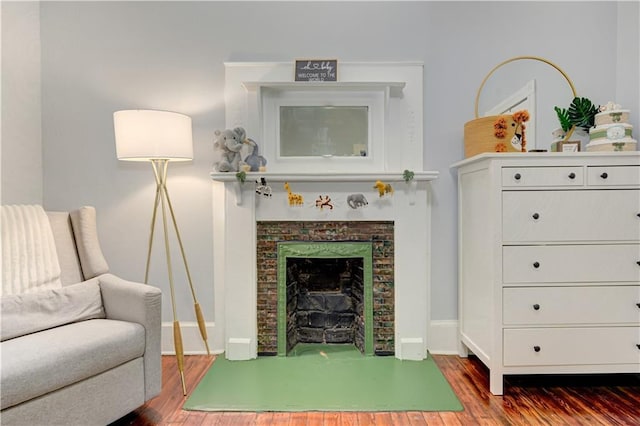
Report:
475,56,578,142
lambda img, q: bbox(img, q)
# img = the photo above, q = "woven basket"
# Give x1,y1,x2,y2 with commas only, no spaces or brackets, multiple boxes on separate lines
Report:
464,56,578,158
464,115,521,157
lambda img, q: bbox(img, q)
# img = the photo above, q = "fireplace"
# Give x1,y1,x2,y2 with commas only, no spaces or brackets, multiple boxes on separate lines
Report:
257,222,392,356
212,62,436,361
278,242,374,356
211,176,435,361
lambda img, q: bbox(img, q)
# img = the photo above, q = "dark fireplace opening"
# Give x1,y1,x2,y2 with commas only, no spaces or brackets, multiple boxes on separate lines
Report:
286,257,365,354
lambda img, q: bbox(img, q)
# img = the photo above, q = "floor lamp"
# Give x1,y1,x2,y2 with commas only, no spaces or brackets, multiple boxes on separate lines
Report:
114,109,210,396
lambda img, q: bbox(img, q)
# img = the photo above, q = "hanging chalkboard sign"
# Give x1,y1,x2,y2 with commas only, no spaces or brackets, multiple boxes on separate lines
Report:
295,59,338,82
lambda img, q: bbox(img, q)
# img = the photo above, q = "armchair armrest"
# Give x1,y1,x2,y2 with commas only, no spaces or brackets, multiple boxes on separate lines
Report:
98,273,162,400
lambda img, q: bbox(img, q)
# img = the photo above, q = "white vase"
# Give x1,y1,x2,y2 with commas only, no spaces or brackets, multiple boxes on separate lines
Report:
405,180,417,205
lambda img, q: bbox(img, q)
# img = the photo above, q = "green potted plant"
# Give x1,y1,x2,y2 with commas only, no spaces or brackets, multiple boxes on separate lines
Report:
552,97,599,151
402,169,417,205
234,171,247,205
402,169,415,183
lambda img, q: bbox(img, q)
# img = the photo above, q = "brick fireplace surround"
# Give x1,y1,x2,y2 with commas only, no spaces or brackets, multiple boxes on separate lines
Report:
256,221,395,355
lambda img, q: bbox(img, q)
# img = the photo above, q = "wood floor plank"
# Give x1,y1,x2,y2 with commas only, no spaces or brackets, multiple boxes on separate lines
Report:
435,412,463,425
217,412,257,426
372,412,393,425
405,411,427,426
254,412,274,426
110,354,640,425
322,412,341,426
271,412,292,425
197,412,221,426
356,412,376,426
181,411,207,426
306,412,324,426
339,412,359,426
420,412,445,425
389,412,410,425
288,411,308,425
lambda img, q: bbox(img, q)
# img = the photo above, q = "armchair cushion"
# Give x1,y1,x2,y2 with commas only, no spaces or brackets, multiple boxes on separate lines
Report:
0,280,105,342
0,318,145,410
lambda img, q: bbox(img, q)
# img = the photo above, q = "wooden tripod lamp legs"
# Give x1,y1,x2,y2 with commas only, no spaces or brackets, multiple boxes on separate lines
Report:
145,159,210,396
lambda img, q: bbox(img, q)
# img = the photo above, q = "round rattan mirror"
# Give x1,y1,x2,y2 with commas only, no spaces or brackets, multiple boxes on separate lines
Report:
475,56,578,151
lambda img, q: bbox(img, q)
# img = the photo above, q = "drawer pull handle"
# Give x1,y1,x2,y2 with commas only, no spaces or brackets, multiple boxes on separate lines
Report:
637,213,640,218
533,346,541,352
533,304,540,310
532,213,540,220
514,173,521,180
533,262,540,269
600,172,608,179
568,172,576,179
636,303,640,309
637,261,640,266
637,344,640,350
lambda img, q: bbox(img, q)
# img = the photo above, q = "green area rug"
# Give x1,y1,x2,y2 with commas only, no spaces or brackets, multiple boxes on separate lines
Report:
184,344,463,412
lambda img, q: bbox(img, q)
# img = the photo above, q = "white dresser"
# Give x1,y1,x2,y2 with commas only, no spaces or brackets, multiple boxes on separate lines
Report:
452,152,640,395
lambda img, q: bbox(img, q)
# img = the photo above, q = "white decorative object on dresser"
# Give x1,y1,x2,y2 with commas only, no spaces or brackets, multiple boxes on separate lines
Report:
452,152,640,395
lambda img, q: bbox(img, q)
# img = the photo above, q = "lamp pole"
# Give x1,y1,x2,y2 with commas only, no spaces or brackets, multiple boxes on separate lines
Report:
145,159,210,396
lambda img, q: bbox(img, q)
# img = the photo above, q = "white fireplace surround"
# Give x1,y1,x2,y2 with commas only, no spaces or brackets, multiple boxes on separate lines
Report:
211,62,438,360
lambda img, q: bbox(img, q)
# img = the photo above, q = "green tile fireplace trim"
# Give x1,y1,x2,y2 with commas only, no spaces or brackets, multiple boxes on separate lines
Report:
277,242,374,356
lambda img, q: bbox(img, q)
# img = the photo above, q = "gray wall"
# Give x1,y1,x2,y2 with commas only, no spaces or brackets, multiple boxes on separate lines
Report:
1,1,42,204
4,1,638,326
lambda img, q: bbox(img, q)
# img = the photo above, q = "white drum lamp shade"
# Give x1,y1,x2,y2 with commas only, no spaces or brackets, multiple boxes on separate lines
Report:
114,110,193,161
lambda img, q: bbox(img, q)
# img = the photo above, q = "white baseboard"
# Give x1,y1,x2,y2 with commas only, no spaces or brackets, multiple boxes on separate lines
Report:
162,320,460,356
161,322,223,355
428,320,459,355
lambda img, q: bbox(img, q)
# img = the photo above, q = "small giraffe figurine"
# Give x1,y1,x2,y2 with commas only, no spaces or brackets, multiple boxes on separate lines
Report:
284,182,304,206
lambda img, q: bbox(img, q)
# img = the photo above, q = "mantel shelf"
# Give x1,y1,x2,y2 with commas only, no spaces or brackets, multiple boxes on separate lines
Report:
241,81,406,97
210,170,439,183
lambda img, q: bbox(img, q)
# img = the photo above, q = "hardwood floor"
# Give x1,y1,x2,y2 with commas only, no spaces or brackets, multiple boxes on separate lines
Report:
111,354,640,425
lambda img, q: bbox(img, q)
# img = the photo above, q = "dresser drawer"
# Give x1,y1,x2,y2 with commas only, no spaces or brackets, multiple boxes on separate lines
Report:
502,189,640,242
502,167,584,187
503,286,640,325
587,166,640,186
503,327,640,366
503,244,640,283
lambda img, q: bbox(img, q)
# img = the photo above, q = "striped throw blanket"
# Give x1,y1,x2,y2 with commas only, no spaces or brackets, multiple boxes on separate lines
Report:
1,205,62,296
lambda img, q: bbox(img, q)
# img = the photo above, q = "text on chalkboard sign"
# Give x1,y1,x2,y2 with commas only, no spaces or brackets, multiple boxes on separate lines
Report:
295,60,338,82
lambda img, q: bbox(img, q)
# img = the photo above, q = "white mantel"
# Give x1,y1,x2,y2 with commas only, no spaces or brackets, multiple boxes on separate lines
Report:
210,171,438,183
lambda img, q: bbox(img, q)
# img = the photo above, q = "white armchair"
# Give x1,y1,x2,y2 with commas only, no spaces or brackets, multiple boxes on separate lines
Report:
1,206,162,426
